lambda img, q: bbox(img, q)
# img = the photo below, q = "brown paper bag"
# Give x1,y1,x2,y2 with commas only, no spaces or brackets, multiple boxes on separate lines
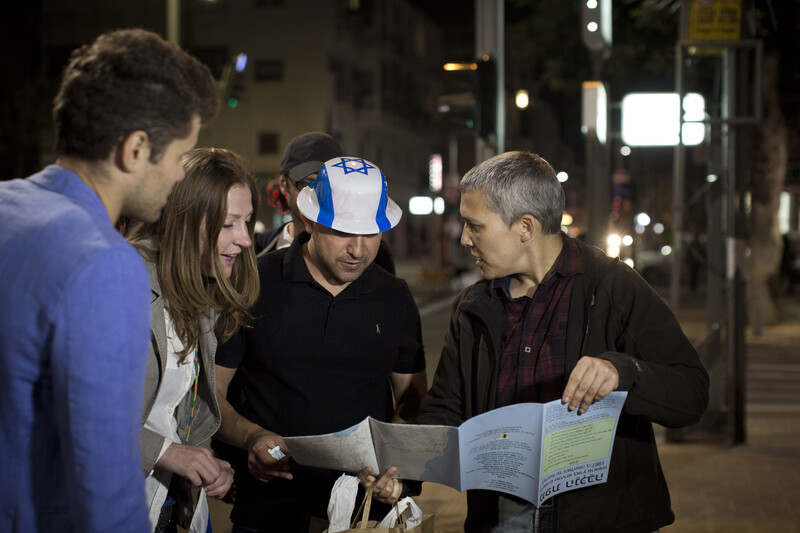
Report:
403,514,435,533
322,486,434,533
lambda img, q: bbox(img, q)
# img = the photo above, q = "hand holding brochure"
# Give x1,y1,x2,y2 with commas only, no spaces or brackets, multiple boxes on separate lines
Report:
284,392,627,506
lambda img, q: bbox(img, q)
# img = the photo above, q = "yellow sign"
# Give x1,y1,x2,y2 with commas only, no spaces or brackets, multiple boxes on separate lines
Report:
688,0,742,41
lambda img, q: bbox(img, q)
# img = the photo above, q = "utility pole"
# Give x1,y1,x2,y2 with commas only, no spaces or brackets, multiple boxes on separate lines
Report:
581,0,612,248
671,0,760,445
475,0,504,162
166,0,180,44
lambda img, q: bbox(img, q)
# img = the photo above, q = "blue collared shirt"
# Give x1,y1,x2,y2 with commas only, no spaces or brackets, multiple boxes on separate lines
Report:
0,166,151,532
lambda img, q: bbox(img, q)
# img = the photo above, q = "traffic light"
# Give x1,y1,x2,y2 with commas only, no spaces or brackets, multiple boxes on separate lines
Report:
222,53,248,108
227,74,244,108
475,55,497,139
581,0,612,53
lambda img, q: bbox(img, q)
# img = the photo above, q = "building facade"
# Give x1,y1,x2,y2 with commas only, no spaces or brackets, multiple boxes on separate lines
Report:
40,0,449,258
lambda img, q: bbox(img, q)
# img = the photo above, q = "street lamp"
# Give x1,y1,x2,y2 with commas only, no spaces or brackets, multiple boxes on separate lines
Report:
515,90,529,109
582,0,612,53
443,62,477,71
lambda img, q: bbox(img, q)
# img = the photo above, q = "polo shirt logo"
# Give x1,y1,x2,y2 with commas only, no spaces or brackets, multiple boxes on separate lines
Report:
376,323,381,334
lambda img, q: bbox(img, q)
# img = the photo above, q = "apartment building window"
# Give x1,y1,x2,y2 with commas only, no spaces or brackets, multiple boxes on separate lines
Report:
330,60,348,103
190,47,229,79
353,69,373,110
255,60,284,81
259,133,279,155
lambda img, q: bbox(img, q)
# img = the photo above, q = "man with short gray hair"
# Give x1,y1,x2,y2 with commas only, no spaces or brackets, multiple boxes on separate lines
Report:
417,151,709,532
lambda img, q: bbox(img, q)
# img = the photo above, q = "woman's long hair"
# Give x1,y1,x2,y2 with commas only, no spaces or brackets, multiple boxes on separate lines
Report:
128,148,260,358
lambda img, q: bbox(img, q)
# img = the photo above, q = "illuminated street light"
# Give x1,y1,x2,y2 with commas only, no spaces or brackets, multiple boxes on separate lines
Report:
433,197,445,215
515,90,529,109
443,62,477,71
409,196,433,215
582,0,612,52
582,81,607,144
557,171,569,183
428,153,442,192
235,53,248,72
607,233,621,258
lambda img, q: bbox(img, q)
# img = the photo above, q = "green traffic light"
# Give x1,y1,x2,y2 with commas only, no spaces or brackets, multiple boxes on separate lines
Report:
228,97,239,108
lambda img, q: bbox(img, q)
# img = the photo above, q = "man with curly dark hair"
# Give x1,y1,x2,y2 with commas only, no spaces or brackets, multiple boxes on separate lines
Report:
0,29,218,533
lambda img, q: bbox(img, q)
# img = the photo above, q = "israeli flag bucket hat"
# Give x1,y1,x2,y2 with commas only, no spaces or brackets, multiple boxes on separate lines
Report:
297,157,402,235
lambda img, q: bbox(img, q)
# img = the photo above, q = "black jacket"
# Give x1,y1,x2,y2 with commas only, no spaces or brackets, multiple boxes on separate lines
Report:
418,237,709,533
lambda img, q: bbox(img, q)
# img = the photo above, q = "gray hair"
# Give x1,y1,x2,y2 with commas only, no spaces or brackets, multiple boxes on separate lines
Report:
459,151,565,234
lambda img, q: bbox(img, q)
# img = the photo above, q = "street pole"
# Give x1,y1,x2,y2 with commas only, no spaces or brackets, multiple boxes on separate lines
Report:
475,0,503,161
581,0,612,249
495,0,505,154
724,45,751,444
166,0,180,44
673,0,760,444
586,132,610,248
671,42,685,312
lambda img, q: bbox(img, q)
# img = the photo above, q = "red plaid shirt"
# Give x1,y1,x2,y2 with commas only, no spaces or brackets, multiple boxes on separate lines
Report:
494,234,583,406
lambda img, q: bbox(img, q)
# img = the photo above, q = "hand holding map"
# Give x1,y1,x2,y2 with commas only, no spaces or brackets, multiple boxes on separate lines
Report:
284,392,628,506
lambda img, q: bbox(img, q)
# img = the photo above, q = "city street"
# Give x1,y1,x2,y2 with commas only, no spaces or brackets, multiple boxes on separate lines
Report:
3,3,799,532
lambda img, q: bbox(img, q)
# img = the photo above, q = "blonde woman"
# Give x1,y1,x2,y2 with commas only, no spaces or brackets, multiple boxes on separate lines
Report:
127,148,260,533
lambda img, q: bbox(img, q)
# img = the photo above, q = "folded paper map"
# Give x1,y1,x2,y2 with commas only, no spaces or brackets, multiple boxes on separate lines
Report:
284,392,627,506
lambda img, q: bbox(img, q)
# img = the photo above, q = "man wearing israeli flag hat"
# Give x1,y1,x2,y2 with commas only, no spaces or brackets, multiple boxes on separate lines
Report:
213,156,427,532
294,157,402,287
254,132,396,275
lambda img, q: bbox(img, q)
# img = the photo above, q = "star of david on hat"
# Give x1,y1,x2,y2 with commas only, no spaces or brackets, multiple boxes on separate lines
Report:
297,157,403,235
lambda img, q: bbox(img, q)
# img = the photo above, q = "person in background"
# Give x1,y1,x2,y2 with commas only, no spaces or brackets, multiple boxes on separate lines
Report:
257,132,395,274
414,151,709,532
0,29,217,533
213,156,427,532
126,148,260,532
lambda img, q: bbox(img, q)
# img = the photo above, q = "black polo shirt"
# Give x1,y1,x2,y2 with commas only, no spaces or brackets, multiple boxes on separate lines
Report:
216,233,425,527
216,232,425,437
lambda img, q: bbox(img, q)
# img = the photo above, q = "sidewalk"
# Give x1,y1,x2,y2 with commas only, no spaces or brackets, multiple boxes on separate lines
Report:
656,294,800,533
412,290,800,532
